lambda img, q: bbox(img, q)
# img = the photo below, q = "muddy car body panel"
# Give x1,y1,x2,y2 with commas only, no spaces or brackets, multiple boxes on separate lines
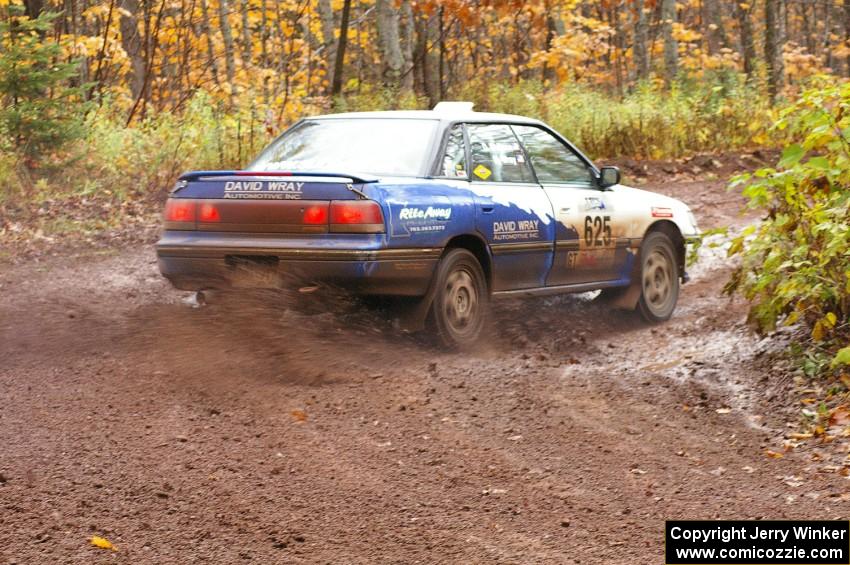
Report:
156,104,699,310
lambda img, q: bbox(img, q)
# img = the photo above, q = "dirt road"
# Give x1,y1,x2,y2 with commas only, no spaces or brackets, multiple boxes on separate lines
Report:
2,173,848,564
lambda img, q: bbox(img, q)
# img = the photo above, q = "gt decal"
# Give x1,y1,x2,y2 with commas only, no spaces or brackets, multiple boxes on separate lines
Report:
583,215,612,247
566,249,617,268
651,206,673,218
473,164,492,180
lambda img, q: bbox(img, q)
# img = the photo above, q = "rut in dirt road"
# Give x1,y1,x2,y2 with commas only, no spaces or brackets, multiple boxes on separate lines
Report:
1,177,848,564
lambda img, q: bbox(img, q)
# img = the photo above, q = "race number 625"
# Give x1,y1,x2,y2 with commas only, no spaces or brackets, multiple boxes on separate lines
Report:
584,215,611,247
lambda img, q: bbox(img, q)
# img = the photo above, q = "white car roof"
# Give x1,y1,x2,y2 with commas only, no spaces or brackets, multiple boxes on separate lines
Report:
307,102,544,125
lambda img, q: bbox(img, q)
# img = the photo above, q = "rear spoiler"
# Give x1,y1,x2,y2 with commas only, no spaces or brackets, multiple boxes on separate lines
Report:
178,170,379,184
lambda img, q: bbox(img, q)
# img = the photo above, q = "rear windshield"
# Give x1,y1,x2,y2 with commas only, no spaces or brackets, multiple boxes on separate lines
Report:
248,118,439,177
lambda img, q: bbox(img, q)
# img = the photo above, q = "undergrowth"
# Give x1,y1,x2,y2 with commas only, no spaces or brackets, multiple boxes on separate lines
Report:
1,75,783,253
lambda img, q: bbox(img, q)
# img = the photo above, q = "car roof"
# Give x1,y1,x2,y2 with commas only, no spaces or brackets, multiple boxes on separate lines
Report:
306,106,545,126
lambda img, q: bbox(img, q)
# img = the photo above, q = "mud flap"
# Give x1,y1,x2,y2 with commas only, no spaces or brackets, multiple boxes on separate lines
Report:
611,245,642,310
611,281,641,310
395,271,440,332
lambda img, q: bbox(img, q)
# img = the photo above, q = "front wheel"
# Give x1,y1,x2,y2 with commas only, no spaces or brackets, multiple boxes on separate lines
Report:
430,249,488,349
636,231,679,322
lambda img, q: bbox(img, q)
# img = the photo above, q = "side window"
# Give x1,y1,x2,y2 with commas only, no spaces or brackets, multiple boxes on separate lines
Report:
466,124,534,183
512,125,594,186
441,125,467,177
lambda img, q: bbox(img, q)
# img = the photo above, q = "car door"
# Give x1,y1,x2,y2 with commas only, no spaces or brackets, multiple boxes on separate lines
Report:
464,123,555,291
512,124,629,286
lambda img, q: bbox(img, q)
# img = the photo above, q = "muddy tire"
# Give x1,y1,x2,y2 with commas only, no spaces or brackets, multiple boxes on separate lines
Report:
429,249,488,349
636,231,679,322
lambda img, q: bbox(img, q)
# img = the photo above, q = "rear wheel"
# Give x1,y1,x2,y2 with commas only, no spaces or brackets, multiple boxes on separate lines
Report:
636,231,679,322
430,249,488,348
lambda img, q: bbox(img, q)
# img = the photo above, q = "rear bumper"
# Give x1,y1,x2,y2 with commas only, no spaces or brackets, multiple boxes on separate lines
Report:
156,241,440,296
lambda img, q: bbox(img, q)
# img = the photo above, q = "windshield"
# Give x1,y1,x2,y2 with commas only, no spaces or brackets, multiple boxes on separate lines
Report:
248,118,439,177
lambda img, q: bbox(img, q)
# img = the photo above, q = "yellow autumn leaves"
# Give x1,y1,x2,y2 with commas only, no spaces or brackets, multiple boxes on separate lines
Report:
90,535,117,551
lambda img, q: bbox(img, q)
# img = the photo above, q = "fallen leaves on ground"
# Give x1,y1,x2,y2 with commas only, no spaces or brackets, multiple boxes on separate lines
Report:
828,406,850,428
90,536,116,550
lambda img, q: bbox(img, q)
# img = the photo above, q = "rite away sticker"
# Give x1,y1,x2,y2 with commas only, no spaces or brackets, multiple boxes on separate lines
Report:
473,164,492,180
394,205,453,235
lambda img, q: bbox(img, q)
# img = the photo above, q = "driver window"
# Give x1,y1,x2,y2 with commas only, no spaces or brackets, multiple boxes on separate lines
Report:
512,125,593,186
466,124,534,183
441,125,467,178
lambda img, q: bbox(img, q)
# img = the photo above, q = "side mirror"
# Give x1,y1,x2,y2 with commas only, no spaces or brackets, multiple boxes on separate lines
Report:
599,166,621,189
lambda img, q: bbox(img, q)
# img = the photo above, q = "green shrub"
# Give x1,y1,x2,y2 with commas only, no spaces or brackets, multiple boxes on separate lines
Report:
0,9,88,165
725,77,850,371
68,93,273,203
450,75,779,160
0,75,786,252
0,93,277,244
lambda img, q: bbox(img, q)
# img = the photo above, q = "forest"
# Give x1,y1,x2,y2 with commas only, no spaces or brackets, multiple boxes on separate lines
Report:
4,5,850,557
0,0,849,375
1,0,846,166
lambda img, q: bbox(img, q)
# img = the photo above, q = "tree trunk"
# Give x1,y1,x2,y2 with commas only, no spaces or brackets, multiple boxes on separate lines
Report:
217,0,237,101
239,0,251,66
317,0,336,93
260,0,269,104
119,0,145,99
199,0,220,86
765,0,785,100
660,0,678,84
633,0,649,80
542,0,560,84
702,0,727,54
415,13,439,108
399,0,415,92
413,11,427,98
375,0,404,91
23,0,44,19
736,1,756,77
823,0,833,70
301,5,319,97
330,0,351,100
437,6,445,100
800,1,815,56
845,0,850,76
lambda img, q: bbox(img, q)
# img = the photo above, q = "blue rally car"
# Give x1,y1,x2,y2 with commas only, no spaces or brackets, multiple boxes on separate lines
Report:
156,102,700,347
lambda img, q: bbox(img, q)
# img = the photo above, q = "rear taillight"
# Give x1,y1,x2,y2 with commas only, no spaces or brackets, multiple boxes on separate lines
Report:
198,203,221,222
329,201,384,233
163,198,385,233
303,204,329,225
164,199,196,222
